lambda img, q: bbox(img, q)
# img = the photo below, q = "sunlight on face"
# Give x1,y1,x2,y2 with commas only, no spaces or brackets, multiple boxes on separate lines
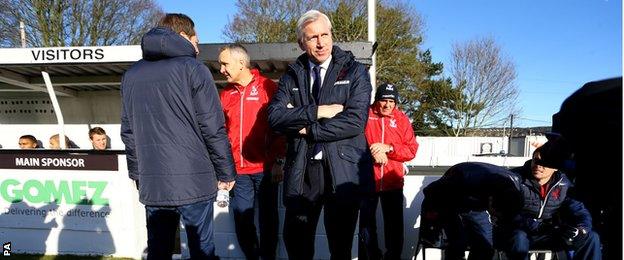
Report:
376,99,396,116
91,134,107,150
49,138,60,149
218,49,245,84
18,138,37,149
300,18,333,64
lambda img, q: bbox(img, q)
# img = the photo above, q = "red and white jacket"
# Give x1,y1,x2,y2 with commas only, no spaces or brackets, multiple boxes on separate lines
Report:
220,69,284,175
364,105,419,192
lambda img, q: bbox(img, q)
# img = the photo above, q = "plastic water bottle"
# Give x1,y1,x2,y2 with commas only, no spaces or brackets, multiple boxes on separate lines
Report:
216,189,230,208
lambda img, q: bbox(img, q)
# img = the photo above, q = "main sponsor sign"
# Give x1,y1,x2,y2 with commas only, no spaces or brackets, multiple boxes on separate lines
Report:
0,154,146,258
0,45,142,64
0,153,118,171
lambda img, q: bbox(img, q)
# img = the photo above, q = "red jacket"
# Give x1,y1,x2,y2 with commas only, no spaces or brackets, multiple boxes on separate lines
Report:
364,105,418,191
220,69,284,174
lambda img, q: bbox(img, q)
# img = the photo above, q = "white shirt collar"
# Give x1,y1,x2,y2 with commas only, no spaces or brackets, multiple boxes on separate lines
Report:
309,55,332,71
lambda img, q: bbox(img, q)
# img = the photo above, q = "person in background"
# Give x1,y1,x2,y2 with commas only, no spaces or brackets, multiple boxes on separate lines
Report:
18,135,38,149
120,13,236,259
49,134,78,149
89,127,108,150
218,43,284,259
267,9,373,259
502,135,602,260
358,83,418,260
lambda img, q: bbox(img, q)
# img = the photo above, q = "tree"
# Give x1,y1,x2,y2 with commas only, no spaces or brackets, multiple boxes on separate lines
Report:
0,0,13,47
224,0,460,136
0,0,163,47
448,36,519,136
224,0,320,43
409,50,464,136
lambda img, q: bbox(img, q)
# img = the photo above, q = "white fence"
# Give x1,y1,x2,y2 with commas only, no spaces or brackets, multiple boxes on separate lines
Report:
0,126,552,259
0,124,547,167
407,136,547,167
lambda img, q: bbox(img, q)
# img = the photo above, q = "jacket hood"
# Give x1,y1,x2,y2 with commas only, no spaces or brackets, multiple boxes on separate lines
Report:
141,27,197,61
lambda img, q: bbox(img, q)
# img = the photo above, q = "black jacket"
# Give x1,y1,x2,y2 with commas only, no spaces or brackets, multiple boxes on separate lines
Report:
512,160,592,232
423,162,523,216
120,27,236,206
268,46,373,201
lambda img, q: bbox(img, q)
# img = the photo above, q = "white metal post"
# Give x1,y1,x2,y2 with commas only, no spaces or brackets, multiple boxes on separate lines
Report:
42,71,66,149
19,21,26,48
368,0,377,103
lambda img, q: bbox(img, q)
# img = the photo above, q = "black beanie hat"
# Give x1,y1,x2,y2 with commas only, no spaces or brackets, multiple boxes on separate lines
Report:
375,83,399,102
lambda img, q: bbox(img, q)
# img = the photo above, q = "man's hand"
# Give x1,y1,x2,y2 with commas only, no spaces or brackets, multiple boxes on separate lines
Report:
372,152,388,165
317,104,344,119
370,143,392,156
562,225,588,243
271,162,284,183
218,180,236,191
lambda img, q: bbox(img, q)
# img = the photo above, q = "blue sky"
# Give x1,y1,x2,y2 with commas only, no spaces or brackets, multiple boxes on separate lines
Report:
157,0,622,127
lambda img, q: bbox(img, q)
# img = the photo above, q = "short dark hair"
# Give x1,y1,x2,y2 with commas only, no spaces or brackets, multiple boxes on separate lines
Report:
19,135,37,143
158,13,196,36
89,127,107,139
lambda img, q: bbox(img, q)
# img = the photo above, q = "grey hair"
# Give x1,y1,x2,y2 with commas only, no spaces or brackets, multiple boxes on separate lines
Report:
296,10,332,43
219,43,251,68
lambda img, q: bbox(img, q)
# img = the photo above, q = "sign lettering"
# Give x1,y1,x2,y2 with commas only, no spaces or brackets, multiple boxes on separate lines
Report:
0,179,109,205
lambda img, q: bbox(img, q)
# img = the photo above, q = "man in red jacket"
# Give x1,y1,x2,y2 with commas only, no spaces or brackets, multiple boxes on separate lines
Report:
218,44,284,260
359,83,419,260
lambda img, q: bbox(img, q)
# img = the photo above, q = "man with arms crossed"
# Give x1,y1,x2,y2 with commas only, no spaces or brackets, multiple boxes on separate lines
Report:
268,9,373,259
121,13,236,259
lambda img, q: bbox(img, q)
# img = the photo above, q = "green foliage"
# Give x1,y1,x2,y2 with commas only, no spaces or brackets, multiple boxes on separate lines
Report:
223,0,320,43
407,50,464,136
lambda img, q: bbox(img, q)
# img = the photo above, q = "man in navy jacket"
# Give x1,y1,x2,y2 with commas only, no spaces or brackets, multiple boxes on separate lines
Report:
120,13,236,259
267,9,373,259
503,136,601,260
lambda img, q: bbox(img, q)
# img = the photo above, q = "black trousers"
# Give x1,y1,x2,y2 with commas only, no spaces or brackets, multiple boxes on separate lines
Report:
283,160,360,260
358,189,405,260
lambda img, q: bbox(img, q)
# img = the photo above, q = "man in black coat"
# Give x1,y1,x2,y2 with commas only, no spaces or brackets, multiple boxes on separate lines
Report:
120,13,236,259
267,9,373,259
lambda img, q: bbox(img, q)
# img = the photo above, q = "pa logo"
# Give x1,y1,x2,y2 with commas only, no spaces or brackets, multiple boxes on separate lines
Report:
3,242,11,256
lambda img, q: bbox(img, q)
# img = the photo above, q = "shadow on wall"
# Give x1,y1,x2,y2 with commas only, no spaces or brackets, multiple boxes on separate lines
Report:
173,177,441,259
55,198,115,258
0,200,59,254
